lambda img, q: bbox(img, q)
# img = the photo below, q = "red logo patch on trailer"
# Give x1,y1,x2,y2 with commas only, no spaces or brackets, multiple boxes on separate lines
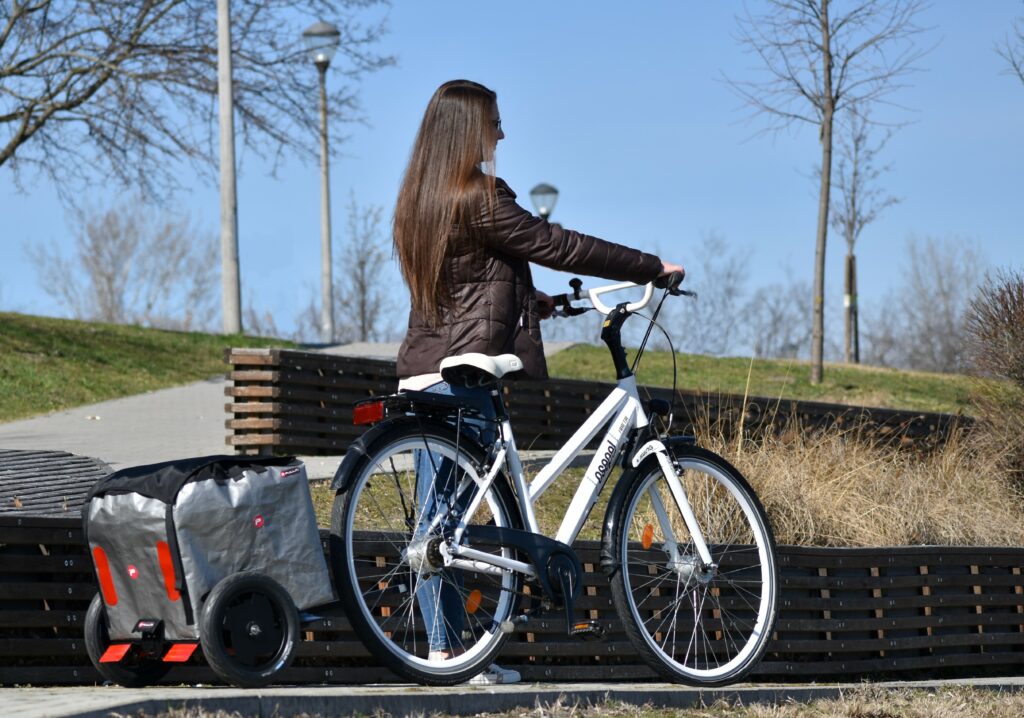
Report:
127,565,139,579
253,515,264,529
280,467,301,478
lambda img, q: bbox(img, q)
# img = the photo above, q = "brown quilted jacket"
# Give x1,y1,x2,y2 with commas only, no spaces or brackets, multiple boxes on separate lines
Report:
396,178,663,380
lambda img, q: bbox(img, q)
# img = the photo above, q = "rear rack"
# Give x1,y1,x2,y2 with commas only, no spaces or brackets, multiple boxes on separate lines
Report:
353,390,488,426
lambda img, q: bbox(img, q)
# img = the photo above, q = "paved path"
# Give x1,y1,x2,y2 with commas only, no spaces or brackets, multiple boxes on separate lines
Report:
0,341,582,479
4,677,1024,718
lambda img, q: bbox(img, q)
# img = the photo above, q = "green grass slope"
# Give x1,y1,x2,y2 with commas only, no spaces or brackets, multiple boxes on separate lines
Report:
0,312,294,423
546,345,973,415
0,314,973,424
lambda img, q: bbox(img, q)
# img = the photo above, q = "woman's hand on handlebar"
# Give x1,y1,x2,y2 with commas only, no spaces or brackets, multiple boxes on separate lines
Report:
535,290,555,320
660,261,685,278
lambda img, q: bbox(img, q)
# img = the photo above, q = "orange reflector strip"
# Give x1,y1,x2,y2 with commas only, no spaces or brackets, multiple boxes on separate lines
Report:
92,546,118,606
641,524,654,550
163,643,198,663
353,400,384,425
156,541,180,602
99,644,131,663
465,589,482,615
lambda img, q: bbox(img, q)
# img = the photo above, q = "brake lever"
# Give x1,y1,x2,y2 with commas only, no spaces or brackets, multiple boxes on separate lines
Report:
552,306,592,318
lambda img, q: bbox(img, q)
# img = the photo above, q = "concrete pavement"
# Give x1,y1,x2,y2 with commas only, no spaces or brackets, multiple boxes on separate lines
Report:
5,677,1024,718
0,341,580,478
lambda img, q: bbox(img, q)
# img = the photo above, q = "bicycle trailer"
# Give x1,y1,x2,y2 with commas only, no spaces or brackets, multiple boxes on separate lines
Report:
82,454,334,687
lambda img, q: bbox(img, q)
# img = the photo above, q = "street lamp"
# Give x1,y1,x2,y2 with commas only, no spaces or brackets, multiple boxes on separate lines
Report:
529,183,559,221
302,20,341,343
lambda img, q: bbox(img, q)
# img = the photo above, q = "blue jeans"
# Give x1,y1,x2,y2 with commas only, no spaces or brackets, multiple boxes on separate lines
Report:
414,381,496,652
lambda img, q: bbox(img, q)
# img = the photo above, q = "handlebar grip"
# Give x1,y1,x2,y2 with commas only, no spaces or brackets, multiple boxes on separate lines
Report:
654,271,685,293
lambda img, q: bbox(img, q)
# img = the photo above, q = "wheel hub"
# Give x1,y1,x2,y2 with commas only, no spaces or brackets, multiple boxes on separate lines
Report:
667,553,717,585
405,536,446,575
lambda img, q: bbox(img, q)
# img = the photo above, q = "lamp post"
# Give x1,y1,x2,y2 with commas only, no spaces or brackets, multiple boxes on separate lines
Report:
529,183,559,221
216,0,241,334
303,20,341,343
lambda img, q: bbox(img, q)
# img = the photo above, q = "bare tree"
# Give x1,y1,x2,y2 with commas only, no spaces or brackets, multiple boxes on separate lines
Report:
861,236,985,372
727,0,928,384
741,276,813,359
830,107,900,364
26,200,219,330
998,7,1024,87
332,194,396,343
0,1,392,195
668,232,750,356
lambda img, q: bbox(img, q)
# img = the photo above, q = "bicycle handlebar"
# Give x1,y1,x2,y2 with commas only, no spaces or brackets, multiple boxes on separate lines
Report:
550,275,692,318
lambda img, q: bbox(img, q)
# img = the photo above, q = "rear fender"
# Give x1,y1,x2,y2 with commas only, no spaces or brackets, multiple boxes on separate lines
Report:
330,416,488,494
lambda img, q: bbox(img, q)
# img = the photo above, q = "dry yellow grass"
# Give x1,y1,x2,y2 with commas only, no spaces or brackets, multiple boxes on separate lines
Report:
309,412,1024,548
709,420,1024,547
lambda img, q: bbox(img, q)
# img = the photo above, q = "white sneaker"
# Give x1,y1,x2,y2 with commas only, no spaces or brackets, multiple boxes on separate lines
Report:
468,663,521,685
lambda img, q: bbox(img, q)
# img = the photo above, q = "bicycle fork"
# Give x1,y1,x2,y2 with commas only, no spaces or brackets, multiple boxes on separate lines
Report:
633,439,715,570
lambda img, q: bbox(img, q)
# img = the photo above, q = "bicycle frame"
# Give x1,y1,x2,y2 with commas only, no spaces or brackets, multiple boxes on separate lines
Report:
444,287,715,579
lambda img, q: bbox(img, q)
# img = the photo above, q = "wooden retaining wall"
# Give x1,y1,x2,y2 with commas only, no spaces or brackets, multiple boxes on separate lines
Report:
3,514,1023,686
225,349,969,456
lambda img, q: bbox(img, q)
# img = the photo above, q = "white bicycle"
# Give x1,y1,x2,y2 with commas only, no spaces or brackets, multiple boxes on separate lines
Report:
328,273,778,685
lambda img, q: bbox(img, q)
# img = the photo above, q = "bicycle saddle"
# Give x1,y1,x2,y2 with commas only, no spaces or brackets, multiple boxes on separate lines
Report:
439,353,524,387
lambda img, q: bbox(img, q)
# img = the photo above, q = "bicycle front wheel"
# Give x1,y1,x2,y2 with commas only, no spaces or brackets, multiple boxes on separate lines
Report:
608,445,777,685
330,420,522,685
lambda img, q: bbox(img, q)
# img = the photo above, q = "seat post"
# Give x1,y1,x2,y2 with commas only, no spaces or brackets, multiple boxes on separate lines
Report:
489,386,509,420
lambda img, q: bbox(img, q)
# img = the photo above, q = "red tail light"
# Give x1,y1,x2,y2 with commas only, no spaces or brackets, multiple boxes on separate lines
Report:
353,400,384,425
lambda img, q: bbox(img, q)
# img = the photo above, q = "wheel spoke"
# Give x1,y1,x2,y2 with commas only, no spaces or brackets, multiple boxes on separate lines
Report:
614,454,777,683
334,428,521,682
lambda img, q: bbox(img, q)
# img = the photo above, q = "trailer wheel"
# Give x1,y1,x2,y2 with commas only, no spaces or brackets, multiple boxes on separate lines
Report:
199,572,298,688
84,593,171,687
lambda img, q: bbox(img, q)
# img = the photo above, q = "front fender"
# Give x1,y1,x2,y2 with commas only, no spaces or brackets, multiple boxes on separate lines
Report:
599,434,696,578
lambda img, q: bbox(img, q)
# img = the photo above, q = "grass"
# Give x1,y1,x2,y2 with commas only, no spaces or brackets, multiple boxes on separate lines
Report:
139,686,1024,717
0,313,974,423
546,345,974,415
0,312,294,423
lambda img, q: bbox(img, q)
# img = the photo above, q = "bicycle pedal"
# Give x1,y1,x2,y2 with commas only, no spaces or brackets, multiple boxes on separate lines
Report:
569,620,607,641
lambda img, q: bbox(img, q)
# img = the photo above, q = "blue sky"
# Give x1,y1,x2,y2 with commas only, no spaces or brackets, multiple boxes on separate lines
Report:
2,1,1022,338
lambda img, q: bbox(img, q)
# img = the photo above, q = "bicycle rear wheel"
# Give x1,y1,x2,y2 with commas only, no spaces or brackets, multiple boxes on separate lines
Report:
330,420,522,685
608,444,777,685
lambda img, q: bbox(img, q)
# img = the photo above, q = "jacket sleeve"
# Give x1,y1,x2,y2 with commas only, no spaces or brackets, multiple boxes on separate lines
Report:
476,181,663,285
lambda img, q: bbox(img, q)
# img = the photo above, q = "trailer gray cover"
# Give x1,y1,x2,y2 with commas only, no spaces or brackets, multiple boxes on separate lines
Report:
84,455,334,641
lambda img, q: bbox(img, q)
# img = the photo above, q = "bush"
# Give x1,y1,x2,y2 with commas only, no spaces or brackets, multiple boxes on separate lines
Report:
965,268,1024,484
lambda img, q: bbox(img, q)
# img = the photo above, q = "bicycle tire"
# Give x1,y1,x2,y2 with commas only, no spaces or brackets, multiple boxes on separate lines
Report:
330,418,523,685
83,593,172,687
607,444,778,685
198,571,299,688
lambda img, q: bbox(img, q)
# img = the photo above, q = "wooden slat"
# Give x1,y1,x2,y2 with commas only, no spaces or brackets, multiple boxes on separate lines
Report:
224,350,970,455
6,514,1024,683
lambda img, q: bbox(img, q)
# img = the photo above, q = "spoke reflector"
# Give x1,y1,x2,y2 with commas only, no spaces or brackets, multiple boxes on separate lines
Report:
641,523,655,550
466,589,482,614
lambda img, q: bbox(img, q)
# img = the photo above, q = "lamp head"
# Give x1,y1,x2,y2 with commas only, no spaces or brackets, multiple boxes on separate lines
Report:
302,21,341,67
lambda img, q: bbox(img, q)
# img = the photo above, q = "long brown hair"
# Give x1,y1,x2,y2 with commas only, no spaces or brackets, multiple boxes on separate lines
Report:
394,80,499,326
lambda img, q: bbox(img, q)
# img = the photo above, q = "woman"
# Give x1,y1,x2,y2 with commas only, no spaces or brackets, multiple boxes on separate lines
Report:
393,79,684,684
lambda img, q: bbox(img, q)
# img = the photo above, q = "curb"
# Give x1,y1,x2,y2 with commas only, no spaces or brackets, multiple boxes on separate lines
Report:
6,679,1024,718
